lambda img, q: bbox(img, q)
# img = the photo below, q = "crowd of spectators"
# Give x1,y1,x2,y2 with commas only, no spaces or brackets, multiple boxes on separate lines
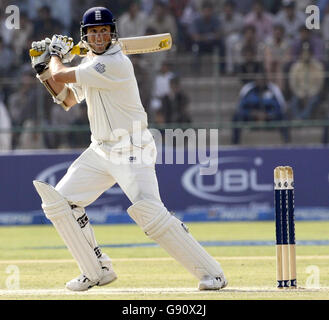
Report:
0,0,329,150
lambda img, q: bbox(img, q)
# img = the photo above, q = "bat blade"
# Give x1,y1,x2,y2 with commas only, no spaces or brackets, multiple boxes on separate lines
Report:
119,33,172,55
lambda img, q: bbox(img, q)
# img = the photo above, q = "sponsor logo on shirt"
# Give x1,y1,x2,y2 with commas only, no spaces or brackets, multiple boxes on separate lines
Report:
94,63,106,74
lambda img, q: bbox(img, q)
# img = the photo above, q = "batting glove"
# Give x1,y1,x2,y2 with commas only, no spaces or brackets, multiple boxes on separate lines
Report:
30,38,51,74
49,35,74,60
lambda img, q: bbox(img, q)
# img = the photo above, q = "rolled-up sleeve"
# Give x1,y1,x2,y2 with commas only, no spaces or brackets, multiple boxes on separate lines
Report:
66,82,85,103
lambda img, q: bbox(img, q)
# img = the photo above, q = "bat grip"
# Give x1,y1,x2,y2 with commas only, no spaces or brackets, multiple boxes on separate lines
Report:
29,45,81,57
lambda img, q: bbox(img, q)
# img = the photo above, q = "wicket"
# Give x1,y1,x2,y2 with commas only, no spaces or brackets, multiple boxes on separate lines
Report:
274,166,297,289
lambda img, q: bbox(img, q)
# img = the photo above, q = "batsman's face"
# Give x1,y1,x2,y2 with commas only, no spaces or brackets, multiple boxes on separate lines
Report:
87,25,112,54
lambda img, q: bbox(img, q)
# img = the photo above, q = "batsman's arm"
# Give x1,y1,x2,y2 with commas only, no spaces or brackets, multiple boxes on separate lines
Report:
35,68,75,111
49,55,77,84
36,67,77,111
38,55,78,110
46,77,78,108
31,37,78,110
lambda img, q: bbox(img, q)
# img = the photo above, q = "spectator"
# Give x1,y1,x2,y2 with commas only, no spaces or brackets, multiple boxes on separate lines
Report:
264,23,290,90
289,26,325,64
229,24,264,74
160,76,191,123
32,5,63,40
235,0,255,15
0,97,11,151
232,70,289,144
288,43,325,120
0,36,14,77
219,0,243,74
7,68,38,149
238,45,264,84
115,0,140,17
26,0,72,34
169,0,190,21
147,1,178,43
118,1,147,38
274,0,306,40
169,0,191,51
180,0,201,51
263,0,283,14
152,61,175,99
244,0,274,42
219,0,243,38
150,61,175,118
219,1,243,39
140,0,156,15
189,1,224,71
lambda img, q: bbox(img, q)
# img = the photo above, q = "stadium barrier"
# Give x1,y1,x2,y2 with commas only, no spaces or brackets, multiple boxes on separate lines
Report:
0,146,328,225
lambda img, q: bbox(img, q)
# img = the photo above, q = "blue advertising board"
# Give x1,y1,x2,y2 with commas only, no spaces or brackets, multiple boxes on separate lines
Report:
0,146,328,225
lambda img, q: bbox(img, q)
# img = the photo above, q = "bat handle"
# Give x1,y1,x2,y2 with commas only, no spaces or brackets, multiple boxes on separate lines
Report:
29,48,42,57
29,45,81,57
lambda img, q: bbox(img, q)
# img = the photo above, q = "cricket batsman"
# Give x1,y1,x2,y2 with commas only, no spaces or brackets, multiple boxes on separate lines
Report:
30,7,227,291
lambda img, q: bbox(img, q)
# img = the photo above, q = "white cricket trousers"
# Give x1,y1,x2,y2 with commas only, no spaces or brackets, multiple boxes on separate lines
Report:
55,134,162,207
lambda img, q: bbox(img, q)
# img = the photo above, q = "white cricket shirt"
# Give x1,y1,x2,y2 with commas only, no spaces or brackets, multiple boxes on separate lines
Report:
69,44,148,143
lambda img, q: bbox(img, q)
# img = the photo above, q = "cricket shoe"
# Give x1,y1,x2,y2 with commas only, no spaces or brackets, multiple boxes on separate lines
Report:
66,267,117,292
198,274,228,290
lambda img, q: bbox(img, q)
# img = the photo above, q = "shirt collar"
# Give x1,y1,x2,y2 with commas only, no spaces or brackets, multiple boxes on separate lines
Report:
103,43,122,56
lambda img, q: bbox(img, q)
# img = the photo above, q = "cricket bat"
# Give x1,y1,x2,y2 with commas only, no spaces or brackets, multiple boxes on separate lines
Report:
30,33,172,57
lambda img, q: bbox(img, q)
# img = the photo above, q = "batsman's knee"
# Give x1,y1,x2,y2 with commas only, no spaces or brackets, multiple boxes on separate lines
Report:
33,180,72,220
127,200,180,239
34,180,85,220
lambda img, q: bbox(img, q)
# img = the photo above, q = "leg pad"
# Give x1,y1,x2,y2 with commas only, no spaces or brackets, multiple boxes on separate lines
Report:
33,180,103,281
127,200,224,280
